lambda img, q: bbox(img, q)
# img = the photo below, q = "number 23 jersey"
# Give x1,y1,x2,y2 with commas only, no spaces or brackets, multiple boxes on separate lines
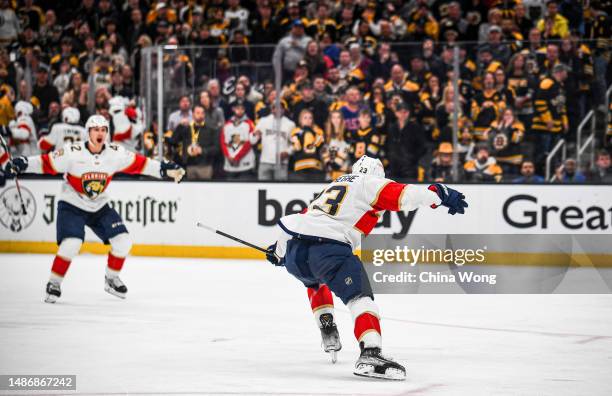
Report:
278,174,418,251
25,142,162,212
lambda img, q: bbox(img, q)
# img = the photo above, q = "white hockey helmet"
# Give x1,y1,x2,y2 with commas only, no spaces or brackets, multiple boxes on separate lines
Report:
62,107,80,124
352,155,385,178
15,101,34,116
85,114,110,132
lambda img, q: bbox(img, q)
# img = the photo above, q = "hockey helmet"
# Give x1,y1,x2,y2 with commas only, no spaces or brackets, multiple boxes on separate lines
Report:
62,107,80,124
85,114,110,132
15,101,34,116
352,155,385,178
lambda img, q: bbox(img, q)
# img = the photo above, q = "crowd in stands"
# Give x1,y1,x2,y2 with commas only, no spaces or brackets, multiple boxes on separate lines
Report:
0,0,611,183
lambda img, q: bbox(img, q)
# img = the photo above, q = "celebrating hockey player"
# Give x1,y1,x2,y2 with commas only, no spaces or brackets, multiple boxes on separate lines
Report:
4,115,186,303
38,107,86,152
9,101,37,156
265,155,468,380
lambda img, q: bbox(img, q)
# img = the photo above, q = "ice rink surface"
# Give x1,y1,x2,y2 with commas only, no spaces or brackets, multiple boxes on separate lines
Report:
1,254,611,396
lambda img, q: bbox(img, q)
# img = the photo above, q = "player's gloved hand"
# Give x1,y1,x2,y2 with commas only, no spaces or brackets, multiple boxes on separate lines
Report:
265,243,283,266
4,156,28,179
160,160,185,183
428,183,468,215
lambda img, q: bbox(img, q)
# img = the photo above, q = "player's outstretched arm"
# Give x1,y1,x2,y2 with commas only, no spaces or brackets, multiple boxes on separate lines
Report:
4,149,70,178
114,144,185,183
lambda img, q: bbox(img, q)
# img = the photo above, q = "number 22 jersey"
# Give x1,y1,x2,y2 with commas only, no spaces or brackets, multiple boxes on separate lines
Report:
24,142,163,212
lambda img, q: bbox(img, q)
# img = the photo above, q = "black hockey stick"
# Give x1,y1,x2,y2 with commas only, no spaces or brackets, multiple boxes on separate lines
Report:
0,134,27,215
196,222,268,253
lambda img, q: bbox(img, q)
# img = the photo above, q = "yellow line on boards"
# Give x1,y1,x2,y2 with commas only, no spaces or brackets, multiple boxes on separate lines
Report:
0,241,265,259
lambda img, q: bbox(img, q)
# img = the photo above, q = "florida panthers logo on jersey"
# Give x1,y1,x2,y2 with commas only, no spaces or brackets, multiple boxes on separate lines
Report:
82,172,110,199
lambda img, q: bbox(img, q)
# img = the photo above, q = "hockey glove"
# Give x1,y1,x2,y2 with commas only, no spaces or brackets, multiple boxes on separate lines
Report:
428,183,468,215
265,243,283,266
5,156,28,179
160,160,185,183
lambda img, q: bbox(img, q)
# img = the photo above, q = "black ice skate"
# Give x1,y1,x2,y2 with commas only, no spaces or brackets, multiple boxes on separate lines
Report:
104,275,127,299
353,343,406,381
319,313,342,363
45,281,61,303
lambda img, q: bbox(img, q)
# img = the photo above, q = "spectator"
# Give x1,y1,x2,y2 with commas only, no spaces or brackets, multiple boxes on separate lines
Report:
429,142,461,182
226,82,255,120
554,158,586,183
339,85,366,136
321,110,350,180
199,90,224,133
289,109,325,181
171,105,218,180
0,0,20,45
590,151,612,184
536,0,569,40
291,80,328,129
220,100,257,179
237,75,262,105
349,108,384,164
463,144,503,182
31,65,60,126
167,95,193,131
254,103,295,181
387,103,426,180
303,40,332,78
532,63,569,158
487,107,525,175
273,19,312,82
513,160,544,183
471,72,505,141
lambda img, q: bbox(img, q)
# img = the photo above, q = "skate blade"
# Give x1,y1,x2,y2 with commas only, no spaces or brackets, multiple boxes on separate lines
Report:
44,294,58,304
104,285,127,299
353,364,406,381
330,350,337,364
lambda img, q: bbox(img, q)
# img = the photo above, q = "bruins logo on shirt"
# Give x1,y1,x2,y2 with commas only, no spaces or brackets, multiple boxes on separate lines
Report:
82,172,110,199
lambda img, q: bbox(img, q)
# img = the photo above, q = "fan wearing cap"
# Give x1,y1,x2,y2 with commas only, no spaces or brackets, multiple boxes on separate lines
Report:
4,115,185,303
38,107,86,152
31,65,60,124
273,17,312,81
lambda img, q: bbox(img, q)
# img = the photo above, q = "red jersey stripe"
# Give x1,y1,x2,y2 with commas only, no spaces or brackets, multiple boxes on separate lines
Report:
113,126,132,142
354,312,381,341
38,139,54,152
372,182,405,211
120,154,147,174
66,174,85,193
41,154,58,175
354,209,380,235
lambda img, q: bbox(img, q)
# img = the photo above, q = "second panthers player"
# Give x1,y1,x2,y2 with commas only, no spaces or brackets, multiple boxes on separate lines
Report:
266,156,468,380
5,115,186,303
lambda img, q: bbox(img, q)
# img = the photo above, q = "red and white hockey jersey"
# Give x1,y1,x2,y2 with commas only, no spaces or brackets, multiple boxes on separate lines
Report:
9,114,38,156
275,173,441,254
38,122,87,152
220,116,257,173
24,141,163,212
110,97,145,152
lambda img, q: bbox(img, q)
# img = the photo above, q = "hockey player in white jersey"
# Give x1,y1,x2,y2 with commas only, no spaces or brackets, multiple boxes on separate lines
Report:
265,156,468,380
9,101,37,156
5,115,186,303
38,107,87,152
109,96,145,152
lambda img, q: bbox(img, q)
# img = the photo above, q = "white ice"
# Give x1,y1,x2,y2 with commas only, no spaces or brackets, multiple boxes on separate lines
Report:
1,254,611,396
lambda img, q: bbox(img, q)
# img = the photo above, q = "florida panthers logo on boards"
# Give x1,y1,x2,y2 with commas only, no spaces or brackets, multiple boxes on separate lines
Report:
0,186,36,232
82,172,110,199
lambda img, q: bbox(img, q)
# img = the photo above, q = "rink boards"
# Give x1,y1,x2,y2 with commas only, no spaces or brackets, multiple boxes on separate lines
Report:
0,180,610,262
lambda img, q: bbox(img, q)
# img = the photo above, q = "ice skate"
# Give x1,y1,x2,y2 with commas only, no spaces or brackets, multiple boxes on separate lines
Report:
45,281,61,303
319,313,341,363
353,344,406,381
104,275,127,299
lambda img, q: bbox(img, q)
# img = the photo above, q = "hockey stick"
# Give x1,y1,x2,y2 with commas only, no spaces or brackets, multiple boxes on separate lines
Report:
0,134,27,215
196,222,268,253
